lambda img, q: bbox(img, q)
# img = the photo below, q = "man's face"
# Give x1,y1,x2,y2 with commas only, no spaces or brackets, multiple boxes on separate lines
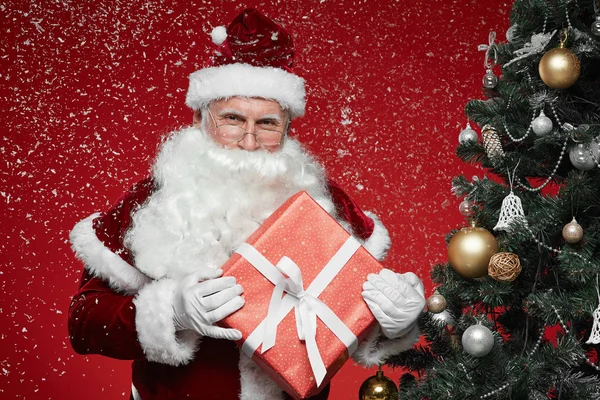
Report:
194,97,289,152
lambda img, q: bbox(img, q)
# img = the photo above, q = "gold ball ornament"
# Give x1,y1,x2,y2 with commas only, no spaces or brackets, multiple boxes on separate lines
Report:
562,217,583,244
427,292,447,313
538,32,581,89
359,368,398,400
488,252,522,282
448,223,499,278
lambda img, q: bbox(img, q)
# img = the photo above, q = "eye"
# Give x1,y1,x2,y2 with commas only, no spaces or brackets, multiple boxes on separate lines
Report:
258,119,277,126
223,114,241,122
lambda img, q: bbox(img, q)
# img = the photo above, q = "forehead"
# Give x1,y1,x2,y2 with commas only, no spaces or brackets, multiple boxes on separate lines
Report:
210,97,284,116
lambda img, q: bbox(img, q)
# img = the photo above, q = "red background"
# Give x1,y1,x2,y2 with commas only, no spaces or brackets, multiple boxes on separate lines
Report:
1,0,510,398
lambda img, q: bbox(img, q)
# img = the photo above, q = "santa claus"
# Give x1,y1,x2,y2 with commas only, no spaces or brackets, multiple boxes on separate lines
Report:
68,8,425,400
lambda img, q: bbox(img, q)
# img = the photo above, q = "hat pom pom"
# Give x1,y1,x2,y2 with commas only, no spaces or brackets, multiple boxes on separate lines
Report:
211,26,227,45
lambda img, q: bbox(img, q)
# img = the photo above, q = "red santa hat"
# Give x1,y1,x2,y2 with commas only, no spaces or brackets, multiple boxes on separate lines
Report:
186,9,306,119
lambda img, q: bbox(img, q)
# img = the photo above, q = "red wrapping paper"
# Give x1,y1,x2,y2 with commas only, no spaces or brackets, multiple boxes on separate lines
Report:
219,191,383,399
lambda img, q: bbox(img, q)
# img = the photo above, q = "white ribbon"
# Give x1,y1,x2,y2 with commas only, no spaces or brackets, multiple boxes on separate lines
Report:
235,236,361,387
478,31,497,70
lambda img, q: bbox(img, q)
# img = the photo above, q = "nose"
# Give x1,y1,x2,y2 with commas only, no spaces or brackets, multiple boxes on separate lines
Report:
238,131,259,151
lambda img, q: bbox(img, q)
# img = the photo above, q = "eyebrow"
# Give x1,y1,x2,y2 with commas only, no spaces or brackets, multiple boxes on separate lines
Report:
258,114,283,124
216,109,283,124
217,108,246,118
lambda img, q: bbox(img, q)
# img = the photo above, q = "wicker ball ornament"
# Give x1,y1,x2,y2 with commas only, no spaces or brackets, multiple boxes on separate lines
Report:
488,252,522,282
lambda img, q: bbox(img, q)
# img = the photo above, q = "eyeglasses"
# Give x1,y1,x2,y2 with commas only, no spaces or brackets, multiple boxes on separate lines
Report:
207,109,287,147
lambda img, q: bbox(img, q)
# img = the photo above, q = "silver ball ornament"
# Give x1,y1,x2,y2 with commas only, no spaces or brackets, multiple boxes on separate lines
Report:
531,110,553,136
592,15,600,37
431,310,454,325
459,200,475,217
590,139,600,162
459,123,478,144
462,324,494,357
569,143,596,171
506,24,518,43
482,69,498,89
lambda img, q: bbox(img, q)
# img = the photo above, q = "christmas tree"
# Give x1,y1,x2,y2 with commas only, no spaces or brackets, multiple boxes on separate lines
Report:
386,0,600,398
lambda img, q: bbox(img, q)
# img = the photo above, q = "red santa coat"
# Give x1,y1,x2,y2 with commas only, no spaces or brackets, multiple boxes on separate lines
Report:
68,177,420,400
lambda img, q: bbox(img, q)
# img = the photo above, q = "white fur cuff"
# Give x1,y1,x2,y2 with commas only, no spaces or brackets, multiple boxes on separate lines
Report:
238,352,283,400
362,212,391,261
70,213,152,294
186,64,306,118
133,278,200,366
352,324,420,367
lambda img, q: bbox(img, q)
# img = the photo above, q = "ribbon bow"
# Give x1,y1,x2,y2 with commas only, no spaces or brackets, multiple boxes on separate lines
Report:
262,256,318,349
478,31,497,70
235,237,361,387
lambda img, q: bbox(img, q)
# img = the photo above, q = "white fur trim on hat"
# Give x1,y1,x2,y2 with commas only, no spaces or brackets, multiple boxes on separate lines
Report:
133,278,201,366
186,63,306,118
362,212,391,261
351,324,421,367
70,213,152,294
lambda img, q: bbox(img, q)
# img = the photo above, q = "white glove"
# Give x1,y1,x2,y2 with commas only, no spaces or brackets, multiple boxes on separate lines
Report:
362,269,425,339
172,268,245,341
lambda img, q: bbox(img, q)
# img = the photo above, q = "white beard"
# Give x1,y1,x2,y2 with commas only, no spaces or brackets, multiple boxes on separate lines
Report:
124,127,337,280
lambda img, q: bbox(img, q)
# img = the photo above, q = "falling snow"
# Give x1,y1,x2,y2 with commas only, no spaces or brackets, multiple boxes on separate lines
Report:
2,0,509,398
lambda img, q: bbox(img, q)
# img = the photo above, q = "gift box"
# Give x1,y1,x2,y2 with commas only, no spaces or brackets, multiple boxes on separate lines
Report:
219,191,384,399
